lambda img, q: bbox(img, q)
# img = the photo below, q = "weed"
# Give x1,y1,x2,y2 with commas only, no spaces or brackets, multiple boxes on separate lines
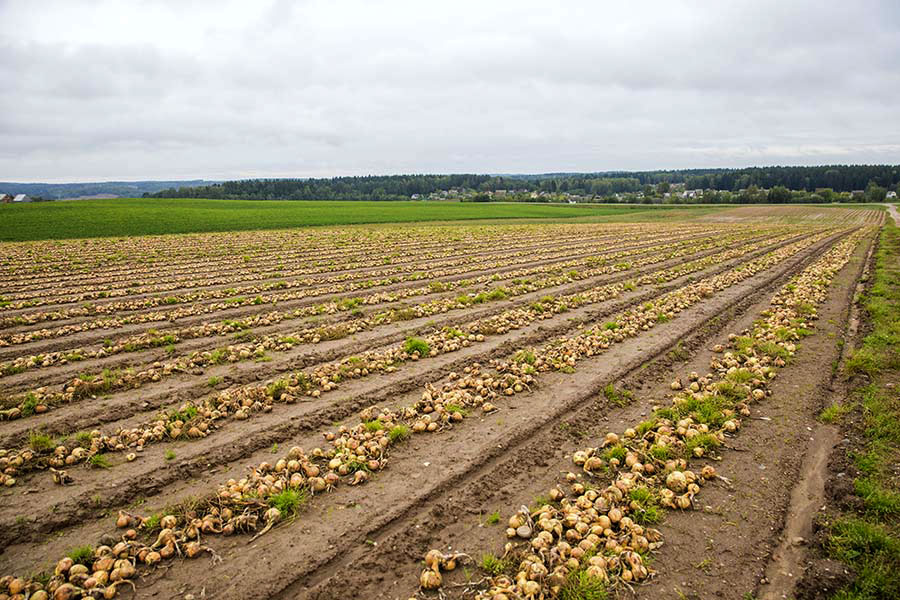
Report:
649,444,670,461
480,553,510,575
89,454,112,469
629,486,663,524
532,494,553,510
403,337,431,357
168,404,198,423
28,431,53,452
268,488,308,518
66,545,94,567
142,513,163,531
388,424,411,443
603,445,628,462
821,402,852,423
602,384,634,407
266,379,289,400
338,297,362,310
21,393,39,417
684,433,721,456
668,340,689,361
513,349,536,365
559,568,608,600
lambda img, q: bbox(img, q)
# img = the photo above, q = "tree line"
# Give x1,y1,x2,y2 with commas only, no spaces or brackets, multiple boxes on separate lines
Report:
147,165,900,202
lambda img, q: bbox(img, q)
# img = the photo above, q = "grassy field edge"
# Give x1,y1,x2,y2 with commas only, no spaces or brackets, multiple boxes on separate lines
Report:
0,199,719,242
820,221,900,599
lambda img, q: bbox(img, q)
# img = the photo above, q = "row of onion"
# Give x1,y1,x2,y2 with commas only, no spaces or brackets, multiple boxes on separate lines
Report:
0,229,801,488
426,228,868,600
0,227,861,599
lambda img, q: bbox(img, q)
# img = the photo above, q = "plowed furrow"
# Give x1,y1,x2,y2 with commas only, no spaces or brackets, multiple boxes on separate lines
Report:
0,229,842,562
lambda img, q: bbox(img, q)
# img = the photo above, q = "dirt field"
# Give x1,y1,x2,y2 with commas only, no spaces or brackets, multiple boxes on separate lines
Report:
0,206,886,600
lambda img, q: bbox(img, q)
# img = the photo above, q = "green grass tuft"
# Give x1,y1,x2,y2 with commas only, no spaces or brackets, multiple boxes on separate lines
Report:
480,553,510,575
28,431,54,452
363,420,384,432
388,424,411,443
66,545,94,567
89,454,112,469
403,337,431,357
268,488,308,518
559,568,608,600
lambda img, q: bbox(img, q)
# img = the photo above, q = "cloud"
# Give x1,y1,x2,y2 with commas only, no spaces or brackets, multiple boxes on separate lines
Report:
1,0,898,181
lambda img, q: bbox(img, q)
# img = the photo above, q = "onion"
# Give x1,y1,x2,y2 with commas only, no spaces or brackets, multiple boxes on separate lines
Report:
8,578,26,595
419,568,442,590
424,549,443,571
53,583,78,600
115,511,131,528
666,471,687,492
54,557,74,577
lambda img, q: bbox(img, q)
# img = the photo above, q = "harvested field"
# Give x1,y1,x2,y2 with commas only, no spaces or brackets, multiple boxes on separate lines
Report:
0,205,887,600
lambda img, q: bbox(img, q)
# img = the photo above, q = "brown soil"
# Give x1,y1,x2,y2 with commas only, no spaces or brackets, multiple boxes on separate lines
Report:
0,213,881,600
0,230,813,548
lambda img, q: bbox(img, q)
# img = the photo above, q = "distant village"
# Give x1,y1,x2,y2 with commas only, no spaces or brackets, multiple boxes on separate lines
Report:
0,193,35,203
2,181,896,205
413,182,897,204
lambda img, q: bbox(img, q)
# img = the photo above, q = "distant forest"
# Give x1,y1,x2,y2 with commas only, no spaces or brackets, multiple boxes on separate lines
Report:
1,180,216,200
148,165,900,202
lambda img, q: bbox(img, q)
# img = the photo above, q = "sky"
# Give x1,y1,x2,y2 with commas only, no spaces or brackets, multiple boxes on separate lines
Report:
1,0,899,183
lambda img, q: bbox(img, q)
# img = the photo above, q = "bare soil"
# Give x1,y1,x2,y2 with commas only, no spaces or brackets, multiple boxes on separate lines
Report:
0,211,883,600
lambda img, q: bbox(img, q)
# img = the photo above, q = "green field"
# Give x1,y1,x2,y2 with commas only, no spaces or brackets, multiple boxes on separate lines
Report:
0,198,714,241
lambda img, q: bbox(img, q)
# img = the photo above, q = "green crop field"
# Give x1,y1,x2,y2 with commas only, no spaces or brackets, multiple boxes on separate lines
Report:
0,198,714,241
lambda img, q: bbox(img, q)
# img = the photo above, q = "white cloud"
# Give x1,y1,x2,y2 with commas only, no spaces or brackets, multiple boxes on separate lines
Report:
1,0,898,181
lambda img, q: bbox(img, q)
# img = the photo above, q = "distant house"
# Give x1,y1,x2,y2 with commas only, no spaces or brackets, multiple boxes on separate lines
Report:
0,194,12,204
887,191,898,199
12,194,32,203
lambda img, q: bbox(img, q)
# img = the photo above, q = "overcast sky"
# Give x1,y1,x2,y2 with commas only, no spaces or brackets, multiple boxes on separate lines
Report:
1,0,899,183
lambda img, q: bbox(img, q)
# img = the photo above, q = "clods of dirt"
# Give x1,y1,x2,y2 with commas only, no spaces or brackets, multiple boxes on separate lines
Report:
795,558,856,600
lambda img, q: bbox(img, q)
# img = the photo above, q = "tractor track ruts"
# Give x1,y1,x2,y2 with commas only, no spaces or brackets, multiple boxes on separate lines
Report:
0,228,720,340
0,230,797,447
0,232,805,546
0,228,754,374
0,229,785,394
1,228,661,305
0,228,692,323
0,229,848,580
115,230,860,600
